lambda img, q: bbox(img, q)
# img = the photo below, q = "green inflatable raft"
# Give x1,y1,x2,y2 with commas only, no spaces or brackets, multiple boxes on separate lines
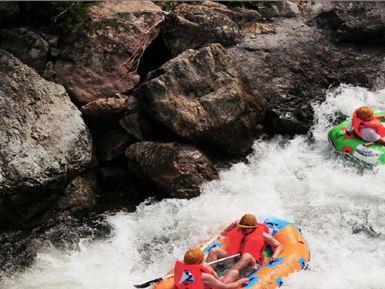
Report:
328,112,385,165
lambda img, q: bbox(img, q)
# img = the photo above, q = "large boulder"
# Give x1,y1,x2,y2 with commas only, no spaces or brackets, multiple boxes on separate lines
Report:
228,17,385,135
135,43,265,155
0,28,49,72
125,141,218,199
313,2,385,45
53,1,164,104
162,3,240,56
0,50,93,228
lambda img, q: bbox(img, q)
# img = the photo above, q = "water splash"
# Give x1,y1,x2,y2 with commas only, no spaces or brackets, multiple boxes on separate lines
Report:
2,85,385,289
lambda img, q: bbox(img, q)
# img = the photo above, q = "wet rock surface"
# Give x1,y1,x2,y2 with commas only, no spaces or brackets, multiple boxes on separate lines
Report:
136,43,265,155
314,2,385,45
0,212,111,274
126,141,218,199
0,50,93,229
53,1,164,104
229,17,385,135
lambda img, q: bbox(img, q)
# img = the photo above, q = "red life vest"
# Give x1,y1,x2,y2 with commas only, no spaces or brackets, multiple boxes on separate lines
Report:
174,261,215,289
226,224,269,261
352,111,385,139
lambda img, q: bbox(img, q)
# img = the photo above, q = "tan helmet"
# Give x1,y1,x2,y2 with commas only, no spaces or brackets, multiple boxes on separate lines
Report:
237,213,258,228
356,106,374,120
184,248,204,265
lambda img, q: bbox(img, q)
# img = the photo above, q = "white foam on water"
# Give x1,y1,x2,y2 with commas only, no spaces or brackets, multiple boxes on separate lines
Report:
2,84,385,289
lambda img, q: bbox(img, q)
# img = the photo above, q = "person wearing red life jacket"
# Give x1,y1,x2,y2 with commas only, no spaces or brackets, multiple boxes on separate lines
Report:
206,214,283,273
351,106,385,144
174,249,249,289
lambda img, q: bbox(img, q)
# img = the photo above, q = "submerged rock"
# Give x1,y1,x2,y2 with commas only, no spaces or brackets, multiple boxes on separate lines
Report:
136,43,265,155
0,212,111,273
125,141,218,199
0,50,93,229
53,1,164,104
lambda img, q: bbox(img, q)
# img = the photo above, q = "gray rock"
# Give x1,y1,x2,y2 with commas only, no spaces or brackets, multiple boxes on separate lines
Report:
229,17,385,135
162,3,240,56
136,43,265,155
0,28,49,72
0,50,93,228
260,4,280,19
126,141,218,199
313,2,385,45
55,174,97,214
202,1,262,26
278,1,300,18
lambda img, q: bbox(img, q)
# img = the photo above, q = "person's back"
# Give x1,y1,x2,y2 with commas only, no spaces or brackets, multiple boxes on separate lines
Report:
351,106,385,144
174,249,248,289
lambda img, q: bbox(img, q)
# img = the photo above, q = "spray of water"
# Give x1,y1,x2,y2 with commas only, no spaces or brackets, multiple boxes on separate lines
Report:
2,84,385,289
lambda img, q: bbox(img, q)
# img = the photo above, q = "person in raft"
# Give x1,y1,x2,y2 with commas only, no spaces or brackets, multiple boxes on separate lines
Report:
206,214,283,272
350,106,385,144
174,248,249,289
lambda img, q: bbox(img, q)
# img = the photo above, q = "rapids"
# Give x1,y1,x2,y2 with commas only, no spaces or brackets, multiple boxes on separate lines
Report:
2,84,385,289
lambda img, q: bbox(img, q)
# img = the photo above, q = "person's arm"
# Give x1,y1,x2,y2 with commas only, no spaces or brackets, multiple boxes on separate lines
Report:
263,232,283,261
202,263,220,279
202,273,248,289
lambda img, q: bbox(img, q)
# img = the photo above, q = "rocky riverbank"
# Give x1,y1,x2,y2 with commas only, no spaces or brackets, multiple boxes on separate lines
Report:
1,0,385,274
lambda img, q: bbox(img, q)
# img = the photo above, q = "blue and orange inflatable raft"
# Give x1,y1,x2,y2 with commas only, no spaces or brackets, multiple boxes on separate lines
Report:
154,218,310,289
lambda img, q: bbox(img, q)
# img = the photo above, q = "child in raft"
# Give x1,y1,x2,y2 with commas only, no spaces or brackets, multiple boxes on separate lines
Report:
174,248,250,289
350,106,385,145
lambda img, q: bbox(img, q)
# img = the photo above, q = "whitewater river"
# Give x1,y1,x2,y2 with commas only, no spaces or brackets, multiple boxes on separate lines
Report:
2,85,385,289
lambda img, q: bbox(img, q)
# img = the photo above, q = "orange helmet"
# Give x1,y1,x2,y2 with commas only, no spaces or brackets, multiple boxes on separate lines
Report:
356,106,374,120
184,249,204,265
237,214,258,228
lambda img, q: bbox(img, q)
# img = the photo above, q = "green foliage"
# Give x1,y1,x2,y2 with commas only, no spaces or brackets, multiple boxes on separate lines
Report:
51,2,124,36
51,2,92,34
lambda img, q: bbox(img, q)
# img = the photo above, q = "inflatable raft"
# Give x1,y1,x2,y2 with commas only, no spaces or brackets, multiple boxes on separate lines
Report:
328,112,385,165
153,218,310,289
